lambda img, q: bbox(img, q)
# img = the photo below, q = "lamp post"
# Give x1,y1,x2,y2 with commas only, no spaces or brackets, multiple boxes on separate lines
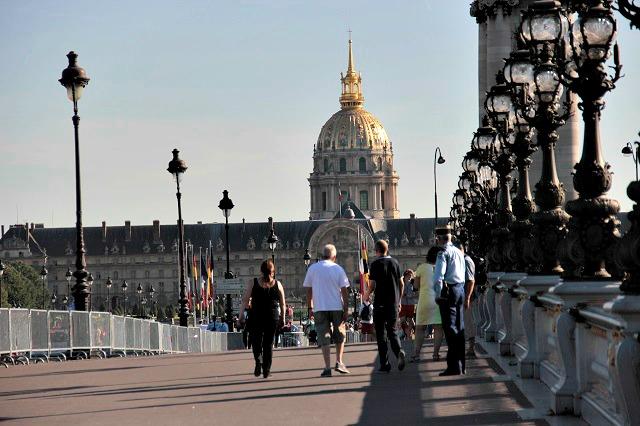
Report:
267,218,279,272
519,0,571,275
303,248,311,322
218,190,235,279
87,273,94,311
149,285,156,318
561,0,622,279
433,147,446,224
105,276,112,312
59,51,91,311
136,283,143,317
121,280,128,316
621,136,640,181
0,260,4,308
40,265,48,309
167,148,189,327
65,267,72,309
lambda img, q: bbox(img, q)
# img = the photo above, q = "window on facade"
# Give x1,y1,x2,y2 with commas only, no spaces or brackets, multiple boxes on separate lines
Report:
323,158,329,173
145,270,150,278
339,158,346,172
159,270,164,278
360,191,369,210
114,271,119,279
381,190,385,209
359,157,366,172
322,192,327,211
131,270,137,279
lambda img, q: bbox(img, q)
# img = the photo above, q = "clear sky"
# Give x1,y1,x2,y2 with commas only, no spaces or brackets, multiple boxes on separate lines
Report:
1,0,639,230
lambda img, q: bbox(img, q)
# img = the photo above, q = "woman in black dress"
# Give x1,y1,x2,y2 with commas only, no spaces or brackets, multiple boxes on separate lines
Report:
238,259,286,378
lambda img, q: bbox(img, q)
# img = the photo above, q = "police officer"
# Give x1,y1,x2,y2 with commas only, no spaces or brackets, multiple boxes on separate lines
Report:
433,225,467,376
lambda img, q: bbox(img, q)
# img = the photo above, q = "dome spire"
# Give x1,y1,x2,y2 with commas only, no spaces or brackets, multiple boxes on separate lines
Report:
339,33,364,109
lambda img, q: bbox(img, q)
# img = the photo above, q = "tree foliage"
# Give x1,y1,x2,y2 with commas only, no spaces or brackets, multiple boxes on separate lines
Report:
2,262,46,309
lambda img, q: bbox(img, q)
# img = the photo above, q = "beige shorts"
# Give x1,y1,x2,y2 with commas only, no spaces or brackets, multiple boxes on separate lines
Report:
315,310,346,346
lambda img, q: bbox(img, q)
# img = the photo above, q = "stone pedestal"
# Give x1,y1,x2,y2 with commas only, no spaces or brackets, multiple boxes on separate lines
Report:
543,280,621,415
483,272,504,342
497,272,527,356
517,274,561,379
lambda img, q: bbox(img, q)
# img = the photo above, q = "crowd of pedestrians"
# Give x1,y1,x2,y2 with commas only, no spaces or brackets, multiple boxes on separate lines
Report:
235,225,477,379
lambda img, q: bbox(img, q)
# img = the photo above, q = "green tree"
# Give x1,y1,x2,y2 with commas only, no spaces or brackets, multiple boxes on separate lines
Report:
3,262,46,309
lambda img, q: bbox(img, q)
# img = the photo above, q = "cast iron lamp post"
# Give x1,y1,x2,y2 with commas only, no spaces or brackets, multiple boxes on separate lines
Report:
40,265,48,309
433,147,446,223
59,51,91,311
267,218,279,269
121,280,128,316
65,267,72,308
622,137,640,181
167,148,189,326
519,0,571,275
561,0,622,279
136,283,143,317
502,49,538,271
87,272,93,311
0,260,4,308
616,0,640,29
218,190,235,279
87,273,94,311
149,285,156,318
303,248,311,322
106,277,112,312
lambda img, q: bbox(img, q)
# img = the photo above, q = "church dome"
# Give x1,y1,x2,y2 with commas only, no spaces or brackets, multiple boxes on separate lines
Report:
315,37,391,153
317,108,390,151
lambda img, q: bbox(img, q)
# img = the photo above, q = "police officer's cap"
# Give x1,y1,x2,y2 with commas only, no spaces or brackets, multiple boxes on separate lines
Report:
434,225,453,236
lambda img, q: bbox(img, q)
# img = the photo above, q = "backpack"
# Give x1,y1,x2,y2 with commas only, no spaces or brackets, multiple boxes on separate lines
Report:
360,303,371,322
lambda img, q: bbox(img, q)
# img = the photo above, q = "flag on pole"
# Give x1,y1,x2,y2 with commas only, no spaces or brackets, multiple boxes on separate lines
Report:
192,249,199,308
200,249,207,305
186,243,192,311
359,233,369,295
207,246,214,304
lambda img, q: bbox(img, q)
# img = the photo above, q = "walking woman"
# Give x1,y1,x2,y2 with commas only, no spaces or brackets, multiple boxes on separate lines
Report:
410,246,445,362
238,259,286,378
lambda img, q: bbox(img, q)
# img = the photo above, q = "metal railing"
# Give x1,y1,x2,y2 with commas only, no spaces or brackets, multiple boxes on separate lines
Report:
0,308,238,366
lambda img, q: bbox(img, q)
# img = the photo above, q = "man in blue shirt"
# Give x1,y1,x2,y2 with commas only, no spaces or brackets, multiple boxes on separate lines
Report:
433,225,466,376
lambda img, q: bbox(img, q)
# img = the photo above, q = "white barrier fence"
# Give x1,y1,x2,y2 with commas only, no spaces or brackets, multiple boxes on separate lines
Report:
0,308,234,363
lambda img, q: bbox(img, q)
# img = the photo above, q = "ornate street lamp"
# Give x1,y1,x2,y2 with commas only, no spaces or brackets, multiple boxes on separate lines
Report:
136,283,143,317
65,267,73,308
59,51,91,311
40,265,48,309
87,273,94,311
433,147,446,224
616,0,640,29
561,0,622,279
621,136,640,181
519,0,571,276
148,285,156,318
105,276,113,313
267,218,279,270
218,190,235,279
167,148,189,326
121,280,128,316
0,260,4,308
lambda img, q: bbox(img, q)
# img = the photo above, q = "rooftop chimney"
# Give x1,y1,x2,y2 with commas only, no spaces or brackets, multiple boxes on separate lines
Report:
409,213,416,238
1,225,4,236
153,220,161,243
268,217,274,230
125,221,132,242
102,221,107,242
30,223,35,231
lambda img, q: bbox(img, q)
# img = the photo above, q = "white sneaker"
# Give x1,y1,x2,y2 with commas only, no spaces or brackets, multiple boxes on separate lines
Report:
335,362,350,374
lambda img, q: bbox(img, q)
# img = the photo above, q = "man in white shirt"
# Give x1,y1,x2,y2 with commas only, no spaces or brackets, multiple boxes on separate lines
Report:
304,244,351,377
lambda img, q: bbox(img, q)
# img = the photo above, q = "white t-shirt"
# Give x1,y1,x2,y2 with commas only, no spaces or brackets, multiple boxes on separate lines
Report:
303,260,350,311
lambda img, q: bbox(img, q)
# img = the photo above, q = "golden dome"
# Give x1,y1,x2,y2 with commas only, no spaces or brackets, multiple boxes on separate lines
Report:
317,108,390,151
316,37,391,152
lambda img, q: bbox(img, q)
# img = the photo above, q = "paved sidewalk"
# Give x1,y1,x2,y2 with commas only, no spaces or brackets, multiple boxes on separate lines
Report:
1,342,563,425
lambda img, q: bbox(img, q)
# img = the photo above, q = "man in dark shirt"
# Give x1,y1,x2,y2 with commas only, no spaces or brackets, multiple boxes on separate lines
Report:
365,239,406,372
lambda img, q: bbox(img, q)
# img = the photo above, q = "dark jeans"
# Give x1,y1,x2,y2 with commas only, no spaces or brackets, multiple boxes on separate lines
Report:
251,320,277,372
373,305,402,367
439,283,466,373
